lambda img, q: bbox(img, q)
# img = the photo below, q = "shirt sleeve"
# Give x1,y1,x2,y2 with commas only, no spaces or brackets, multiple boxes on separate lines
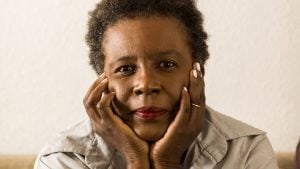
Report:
245,135,279,169
34,152,89,169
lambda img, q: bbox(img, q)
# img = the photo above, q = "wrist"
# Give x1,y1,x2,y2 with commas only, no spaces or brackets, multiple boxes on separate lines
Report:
151,156,182,168
126,155,150,169
150,150,187,169
151,156,181,169
151,161,181,169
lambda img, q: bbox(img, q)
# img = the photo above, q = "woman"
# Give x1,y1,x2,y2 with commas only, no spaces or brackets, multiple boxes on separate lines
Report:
35,0,278,168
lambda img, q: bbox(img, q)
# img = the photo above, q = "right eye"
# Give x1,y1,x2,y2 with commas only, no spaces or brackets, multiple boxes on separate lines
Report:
115,65,136,75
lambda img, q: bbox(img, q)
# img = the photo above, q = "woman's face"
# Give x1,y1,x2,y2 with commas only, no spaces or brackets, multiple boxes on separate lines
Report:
103,16,193,142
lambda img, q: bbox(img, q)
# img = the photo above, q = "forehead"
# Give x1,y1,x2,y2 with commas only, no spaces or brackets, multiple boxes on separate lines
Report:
102,16,191,62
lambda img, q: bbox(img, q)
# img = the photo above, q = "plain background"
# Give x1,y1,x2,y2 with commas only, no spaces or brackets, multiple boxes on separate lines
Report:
0,0,299,154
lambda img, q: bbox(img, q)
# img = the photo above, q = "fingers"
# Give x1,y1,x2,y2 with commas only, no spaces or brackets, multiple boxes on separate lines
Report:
171,87,190,125
97,92,116,121
189,62,204,106
86,78,108,106
189,62,206,126
83,73,106,103
86,107,101,124
84,73,109,122
171,62,205,126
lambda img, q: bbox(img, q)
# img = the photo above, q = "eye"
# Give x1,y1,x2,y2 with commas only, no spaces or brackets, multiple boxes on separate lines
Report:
115,65,136,75
159,61,177,69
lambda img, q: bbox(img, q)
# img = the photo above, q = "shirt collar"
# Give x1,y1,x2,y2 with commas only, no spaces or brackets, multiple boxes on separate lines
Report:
40,106,265,168
185,106,265,165
194,108,228,164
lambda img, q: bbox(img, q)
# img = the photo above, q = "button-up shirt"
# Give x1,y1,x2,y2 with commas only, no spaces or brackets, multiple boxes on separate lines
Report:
34,106,279,169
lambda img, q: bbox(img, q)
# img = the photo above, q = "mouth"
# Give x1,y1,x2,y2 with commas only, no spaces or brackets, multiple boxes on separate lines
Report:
133,107,168,120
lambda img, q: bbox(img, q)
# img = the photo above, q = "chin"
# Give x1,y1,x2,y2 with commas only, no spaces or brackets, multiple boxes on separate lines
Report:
134,125,168,142
137,131,163,142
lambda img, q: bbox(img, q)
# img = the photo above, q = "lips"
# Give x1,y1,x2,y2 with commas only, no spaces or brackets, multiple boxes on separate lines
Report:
133,107,167,120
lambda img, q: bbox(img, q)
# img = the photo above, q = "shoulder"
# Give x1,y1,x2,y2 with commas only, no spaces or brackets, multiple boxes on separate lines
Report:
205,106,265,140
189,106,278,168
194,106,268,162
34,119,118,169
39,118,94,156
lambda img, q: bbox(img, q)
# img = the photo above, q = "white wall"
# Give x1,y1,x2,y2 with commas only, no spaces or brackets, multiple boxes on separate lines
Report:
0,0,299,154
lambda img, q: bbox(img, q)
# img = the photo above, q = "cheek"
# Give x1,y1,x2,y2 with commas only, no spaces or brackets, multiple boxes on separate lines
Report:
108,79,133,115
108,79,130,102
164,74,189,105
173,71,190,91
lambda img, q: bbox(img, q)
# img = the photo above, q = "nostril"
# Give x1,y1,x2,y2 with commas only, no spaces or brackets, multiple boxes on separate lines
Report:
134,86,161,96
152,89,160,94
135,90,143,95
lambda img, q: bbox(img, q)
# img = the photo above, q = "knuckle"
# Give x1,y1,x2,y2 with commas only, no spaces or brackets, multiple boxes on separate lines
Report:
83,97,86,103
84,102,92,109
96,102,102,110
97,99,105,109
83,101,92,109
84,100,95,110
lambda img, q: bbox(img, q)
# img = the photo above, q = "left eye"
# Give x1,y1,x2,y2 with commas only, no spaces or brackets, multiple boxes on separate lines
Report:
159,61,177,69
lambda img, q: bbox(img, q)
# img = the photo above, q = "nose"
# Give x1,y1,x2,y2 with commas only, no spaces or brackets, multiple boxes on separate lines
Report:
133,70,161,96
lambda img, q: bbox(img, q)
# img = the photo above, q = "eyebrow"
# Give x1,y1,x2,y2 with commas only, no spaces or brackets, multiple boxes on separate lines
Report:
114,55,137,62
113,50,182,63
153,50,182,59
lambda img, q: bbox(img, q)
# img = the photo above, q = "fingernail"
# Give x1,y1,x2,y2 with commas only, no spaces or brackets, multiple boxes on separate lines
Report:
101,78,108,83
196,62,201,71
110,92,116,97
184,87,188,92
100,73,104,77
193,69,197,78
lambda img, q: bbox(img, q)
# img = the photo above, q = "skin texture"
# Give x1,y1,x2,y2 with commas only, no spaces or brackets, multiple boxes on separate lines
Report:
83,16,206,169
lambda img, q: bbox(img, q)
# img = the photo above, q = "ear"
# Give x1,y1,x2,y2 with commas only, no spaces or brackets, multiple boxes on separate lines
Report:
200,64,205,77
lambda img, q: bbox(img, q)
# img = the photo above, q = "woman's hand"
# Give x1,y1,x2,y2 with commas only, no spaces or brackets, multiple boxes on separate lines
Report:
150,62,206,169
83,73,150,169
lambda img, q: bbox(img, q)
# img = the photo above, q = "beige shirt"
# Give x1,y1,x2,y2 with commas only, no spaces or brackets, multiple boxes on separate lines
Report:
34,107,279,169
